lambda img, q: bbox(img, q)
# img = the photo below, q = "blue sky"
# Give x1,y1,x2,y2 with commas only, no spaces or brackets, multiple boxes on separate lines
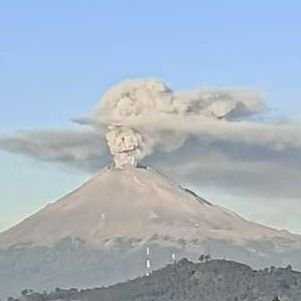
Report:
0,1,301,231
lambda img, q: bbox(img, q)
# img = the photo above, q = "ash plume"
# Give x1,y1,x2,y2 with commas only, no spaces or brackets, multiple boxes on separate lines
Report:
105,126,145,168
1,78,301,201
91,78,264,168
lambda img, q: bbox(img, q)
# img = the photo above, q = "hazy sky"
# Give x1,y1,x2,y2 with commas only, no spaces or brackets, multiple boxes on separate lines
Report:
0,1,301,232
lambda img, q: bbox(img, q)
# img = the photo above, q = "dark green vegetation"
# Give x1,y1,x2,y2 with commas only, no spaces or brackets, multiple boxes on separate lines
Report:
2,235,301,298
10,258,301,301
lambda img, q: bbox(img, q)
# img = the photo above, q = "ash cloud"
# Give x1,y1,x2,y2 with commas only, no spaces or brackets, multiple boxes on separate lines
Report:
0,130,110,171
91,78,265,168
90,78,301,168
1,78,301,200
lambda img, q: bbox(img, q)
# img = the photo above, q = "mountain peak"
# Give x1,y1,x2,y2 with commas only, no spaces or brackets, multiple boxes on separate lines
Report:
0,165,299,250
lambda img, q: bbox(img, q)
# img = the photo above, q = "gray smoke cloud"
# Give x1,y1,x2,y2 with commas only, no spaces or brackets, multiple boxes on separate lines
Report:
105,126,145,168
0,78,301,201
89,78,265,168
0,129,110,171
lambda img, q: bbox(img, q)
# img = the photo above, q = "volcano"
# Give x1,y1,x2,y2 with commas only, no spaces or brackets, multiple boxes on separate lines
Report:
0,165,298,249
1,165,301,297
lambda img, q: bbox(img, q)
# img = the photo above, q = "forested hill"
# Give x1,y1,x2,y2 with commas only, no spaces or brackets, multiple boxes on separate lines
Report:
12,259,301,301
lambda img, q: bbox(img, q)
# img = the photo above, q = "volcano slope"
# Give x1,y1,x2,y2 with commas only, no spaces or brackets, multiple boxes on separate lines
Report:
0,165,300,297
